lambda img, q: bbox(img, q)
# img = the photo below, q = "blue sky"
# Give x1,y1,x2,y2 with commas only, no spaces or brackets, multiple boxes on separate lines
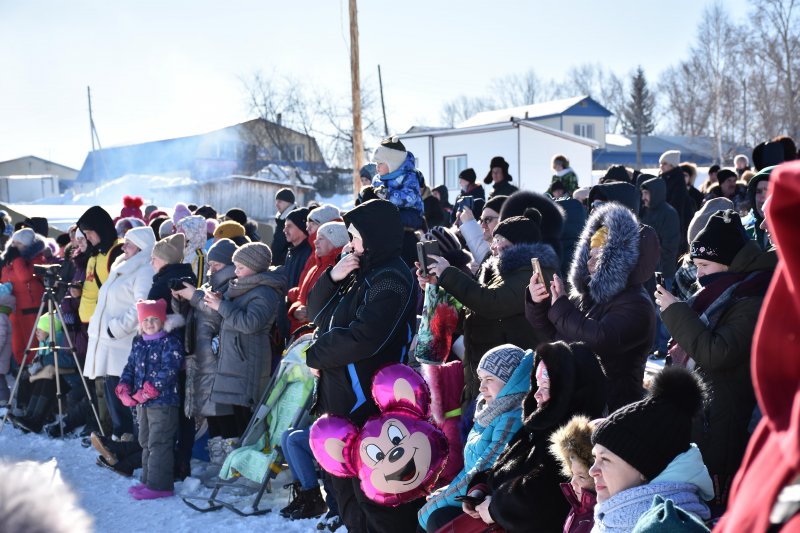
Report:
0,0,751,170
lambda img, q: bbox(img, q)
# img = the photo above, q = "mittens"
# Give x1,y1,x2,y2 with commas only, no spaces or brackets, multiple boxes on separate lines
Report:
115,383,138,408
131,381,160,404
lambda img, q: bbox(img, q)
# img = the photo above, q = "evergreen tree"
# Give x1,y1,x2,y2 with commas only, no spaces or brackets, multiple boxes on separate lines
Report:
623,67,656,168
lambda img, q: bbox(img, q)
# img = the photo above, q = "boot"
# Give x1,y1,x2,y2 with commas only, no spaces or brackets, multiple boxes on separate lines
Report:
290,486,327,520
279,481,303,517
207,436,225,466
11,394,52,434
0,374,9,407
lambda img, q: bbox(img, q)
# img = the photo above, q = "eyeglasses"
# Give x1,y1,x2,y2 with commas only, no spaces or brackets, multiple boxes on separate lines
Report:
479,216,499,225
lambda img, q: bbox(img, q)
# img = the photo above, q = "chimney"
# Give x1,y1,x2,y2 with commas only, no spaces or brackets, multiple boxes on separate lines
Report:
276,113,282,126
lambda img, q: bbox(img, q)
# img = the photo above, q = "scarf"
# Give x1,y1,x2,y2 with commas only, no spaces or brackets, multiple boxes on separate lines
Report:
475,392,525,428
226,271,272,299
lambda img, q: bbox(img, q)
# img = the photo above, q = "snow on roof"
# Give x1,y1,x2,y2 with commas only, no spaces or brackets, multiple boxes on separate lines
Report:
605,133,633,147
457,95,590,128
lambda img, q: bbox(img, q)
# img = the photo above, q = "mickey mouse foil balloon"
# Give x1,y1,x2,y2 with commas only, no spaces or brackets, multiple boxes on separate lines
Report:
309,363,449,506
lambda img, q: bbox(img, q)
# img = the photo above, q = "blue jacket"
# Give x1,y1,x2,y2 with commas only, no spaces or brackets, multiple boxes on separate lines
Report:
372,152,425,217
119,327,184,408
418,353,532,529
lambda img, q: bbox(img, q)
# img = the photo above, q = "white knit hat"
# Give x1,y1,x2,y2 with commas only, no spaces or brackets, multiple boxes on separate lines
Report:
125,226,156,254
316,222,349,249
659,150,681,167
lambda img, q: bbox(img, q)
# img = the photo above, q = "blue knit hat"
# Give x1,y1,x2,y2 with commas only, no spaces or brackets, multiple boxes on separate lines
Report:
478,344,525,383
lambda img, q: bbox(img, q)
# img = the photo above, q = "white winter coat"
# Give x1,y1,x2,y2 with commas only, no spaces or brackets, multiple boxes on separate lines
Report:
83,248,154,379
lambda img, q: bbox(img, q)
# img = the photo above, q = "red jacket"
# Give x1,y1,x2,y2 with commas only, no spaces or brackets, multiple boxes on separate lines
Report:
560,483,595,533
287,245,343,335
1,243,47,365
715,161,800,532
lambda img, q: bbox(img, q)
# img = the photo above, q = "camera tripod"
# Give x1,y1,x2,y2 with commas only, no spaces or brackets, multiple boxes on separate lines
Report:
0,282,103,437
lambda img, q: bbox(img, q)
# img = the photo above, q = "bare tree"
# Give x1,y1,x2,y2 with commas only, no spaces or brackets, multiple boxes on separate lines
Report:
489,69,560,107
440,95,495,127
566,63,627,133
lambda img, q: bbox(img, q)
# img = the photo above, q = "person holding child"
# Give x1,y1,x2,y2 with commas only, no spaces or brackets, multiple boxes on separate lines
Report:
116,299,185,500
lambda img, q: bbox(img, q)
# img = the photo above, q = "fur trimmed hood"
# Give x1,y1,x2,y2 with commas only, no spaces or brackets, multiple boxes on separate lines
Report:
481,241,559,281
548,414,595,478
137,312,185,335
569,202,657,306
1,233,46,263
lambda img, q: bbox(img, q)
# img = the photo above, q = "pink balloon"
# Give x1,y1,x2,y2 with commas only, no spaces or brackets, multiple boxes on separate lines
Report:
309,364,449,507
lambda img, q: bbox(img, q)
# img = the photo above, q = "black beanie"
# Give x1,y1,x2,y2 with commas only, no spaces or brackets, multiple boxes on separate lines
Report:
484,194,508,214
286,207,310,236
600,165,631,184
276,188,296,204
459,168,477,184
690,209,748,266
493,208,542,245
194,205,217,220
225,208,248,226
592,367,706,481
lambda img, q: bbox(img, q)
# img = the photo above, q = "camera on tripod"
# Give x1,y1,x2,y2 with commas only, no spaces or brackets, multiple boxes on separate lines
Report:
33,264,63,289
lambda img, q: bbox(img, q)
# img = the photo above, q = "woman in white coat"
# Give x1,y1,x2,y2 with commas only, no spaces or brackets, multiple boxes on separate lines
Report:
83,226,155,439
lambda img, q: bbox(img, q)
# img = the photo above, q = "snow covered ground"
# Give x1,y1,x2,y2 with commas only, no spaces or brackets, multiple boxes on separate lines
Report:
0,415,334,533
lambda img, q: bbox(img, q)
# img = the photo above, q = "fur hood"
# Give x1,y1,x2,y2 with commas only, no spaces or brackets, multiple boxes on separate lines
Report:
137,312,185,335
569,202,657,307
1,233,46,263
480,241,559,282
549,415,595,479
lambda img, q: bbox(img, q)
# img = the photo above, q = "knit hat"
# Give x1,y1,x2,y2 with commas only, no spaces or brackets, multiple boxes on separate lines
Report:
225,208,248,226
716,168,737,184
232,242,272,273
124,226,155,253
173,202,192,224
687,197,734,243
477,344,525,384
144,205,158,220
152,233,185,264
22,217,49,237
120,195,144,220
590,226,609,249
207,238,237,265
194,205,217,220
159,219,174,239
359,164,377,180
36,312,62,334
214,220,246,240
286,207,310,236
493,208,542,245
0,282,13,297
147,209,169,223
631,495,711,533
372,136,408,173
484,156,511,184
316,222,349,249
11,228,35,248
484,194,508,214
458,168,477,184
659,150,681,167
592,366,706,481
206,218,219,236
690,209,748,266
308,204,341,225
136,299,167,324
275,188,296,204
601,165,631,184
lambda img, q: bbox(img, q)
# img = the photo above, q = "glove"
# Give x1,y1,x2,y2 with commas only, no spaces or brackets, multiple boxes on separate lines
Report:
131,381,160,404
115,383,138,407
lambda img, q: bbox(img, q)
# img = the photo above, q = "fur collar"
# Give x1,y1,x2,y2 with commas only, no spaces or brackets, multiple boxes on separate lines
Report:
568,203,641,307
481,242,559,281
137,312,185,335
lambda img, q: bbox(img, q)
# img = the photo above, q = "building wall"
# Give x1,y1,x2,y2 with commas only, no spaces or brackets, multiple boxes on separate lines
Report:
560,116,606,148
0,176,60,203
0,158,77,181
190,179,314,222
519,127,594,193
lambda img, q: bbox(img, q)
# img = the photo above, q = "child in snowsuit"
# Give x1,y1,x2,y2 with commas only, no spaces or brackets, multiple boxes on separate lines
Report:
116,299,184,500
0,282,15,406
371,136,425,230
549,415,597,533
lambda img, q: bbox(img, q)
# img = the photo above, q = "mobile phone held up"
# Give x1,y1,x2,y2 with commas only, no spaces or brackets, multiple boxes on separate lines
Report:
417,240,442,274
455,196,474,213
655,272,665,287
531,257,548,292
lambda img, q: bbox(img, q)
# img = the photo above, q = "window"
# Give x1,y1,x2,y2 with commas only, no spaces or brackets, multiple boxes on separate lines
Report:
444,155,467,189
293,144,305,161
573,123,595,139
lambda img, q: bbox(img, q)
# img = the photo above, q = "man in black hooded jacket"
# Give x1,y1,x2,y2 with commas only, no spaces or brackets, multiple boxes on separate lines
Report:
306,199,418,533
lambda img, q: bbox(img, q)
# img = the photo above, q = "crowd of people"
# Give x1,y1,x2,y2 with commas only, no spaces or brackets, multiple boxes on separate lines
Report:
0,132,797,533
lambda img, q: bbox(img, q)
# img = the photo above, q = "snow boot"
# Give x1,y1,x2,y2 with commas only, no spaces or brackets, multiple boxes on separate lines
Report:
96,455,134,477
207,436,226,466
317,509,342,530
290,486,327,520
91,431,119,466
279,481,303,517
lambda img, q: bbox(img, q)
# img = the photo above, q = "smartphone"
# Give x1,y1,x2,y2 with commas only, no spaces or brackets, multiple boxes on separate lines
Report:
454,494,485,506
456,196,474,212
531,258,548,291
655,272,665,287
417,240,441,273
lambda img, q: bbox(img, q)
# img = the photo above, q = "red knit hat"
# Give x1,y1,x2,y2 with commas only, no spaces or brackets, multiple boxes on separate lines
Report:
136,299,167,324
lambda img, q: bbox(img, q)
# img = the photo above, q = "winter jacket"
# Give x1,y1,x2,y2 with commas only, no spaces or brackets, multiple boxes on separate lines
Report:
271,205,296,266
526,203,659,412
461,183,486,201
119,316,185,408
372,152,425,217
561,484,596,533
418,353,532,530
0,236,47,365
0,291,13,375
33,330,81,389
661,166,696,254
60,293,88,368
640,177,681,278
176,215,209,287
439,241,559,402
211,268,286,408
148,262,196,314
423,188,447,228
556,198,587,281
714,160,800,533
84,247,155,379
184,264,236,417
469,342,607,533
703,183,750,216
488,179,518,199
741,167,772,250
287,245,343,335
306,199,416,426
77,206,124,324
553,169,580,196
662,241,776,479
588,182,640,213
591,446,712,532
283,238,312,290
459,219,490,266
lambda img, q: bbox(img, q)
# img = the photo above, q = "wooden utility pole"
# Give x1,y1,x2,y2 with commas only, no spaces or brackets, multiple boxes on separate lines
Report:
349,0,364,199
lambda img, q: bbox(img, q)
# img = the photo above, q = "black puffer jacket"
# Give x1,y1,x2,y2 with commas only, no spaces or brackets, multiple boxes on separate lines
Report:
661,165,696,253
526,202,659,411
306,200,416,426
469,341,606,533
